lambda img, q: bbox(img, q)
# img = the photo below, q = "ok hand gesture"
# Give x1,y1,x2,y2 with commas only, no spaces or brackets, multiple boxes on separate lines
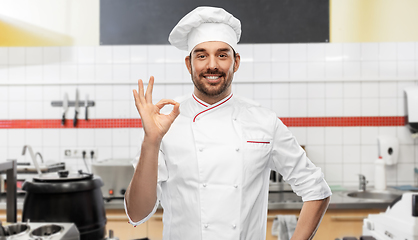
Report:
133,76,180,142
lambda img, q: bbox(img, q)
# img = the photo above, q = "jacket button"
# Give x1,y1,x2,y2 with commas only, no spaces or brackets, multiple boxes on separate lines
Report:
199,148,203,152
234,184,238,188
203,183,207,187
235,148,240,151
232,224,236,229
204,224,208,228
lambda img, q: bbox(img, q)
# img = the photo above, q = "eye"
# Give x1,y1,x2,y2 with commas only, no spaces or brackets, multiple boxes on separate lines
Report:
197,55,206,59
219,54,227,58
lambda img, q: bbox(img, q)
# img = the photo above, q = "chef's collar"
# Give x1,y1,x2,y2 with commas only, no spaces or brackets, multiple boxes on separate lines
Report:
192,92,234,108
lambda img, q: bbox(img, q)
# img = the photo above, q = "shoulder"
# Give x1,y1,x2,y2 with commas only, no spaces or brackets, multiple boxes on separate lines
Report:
233,95,278,125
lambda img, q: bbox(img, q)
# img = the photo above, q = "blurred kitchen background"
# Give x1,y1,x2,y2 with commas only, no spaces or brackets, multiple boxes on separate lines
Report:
0,0,418,239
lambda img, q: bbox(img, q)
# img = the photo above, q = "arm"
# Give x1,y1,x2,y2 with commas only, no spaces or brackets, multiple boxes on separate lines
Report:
291,196,330,240
125,76,180,222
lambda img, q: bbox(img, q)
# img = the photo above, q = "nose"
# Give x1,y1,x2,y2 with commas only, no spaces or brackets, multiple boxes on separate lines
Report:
207,56,218,70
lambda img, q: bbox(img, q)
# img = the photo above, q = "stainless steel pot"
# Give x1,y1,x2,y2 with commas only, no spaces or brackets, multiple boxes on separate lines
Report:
21,170,106,240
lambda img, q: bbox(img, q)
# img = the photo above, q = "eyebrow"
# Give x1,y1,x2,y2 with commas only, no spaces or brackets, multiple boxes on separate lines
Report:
192,47,232,54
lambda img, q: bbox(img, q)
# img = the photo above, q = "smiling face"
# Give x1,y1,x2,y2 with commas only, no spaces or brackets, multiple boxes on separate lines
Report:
185,41,240,104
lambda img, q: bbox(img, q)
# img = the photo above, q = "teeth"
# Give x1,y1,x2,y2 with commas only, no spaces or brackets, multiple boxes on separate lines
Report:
206,76,219,80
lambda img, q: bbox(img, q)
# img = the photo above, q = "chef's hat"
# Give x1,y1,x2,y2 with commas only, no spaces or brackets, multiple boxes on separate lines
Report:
168,6,241,53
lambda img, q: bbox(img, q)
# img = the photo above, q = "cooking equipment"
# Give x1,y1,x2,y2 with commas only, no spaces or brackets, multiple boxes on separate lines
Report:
62,93,69,126
363,192,418,239
74,89,79,127
21,171,106,240
91,159,134,200
85,94,89,120
0,222,79,240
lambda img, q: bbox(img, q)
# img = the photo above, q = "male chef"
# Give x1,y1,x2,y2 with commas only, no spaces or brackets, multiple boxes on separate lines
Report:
125,6,332,240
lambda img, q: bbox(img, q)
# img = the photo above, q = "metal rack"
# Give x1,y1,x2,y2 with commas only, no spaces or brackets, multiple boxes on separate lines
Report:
0,160,17,223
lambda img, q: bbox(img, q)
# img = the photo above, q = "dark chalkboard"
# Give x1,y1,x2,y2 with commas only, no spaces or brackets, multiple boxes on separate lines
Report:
100,0,329,45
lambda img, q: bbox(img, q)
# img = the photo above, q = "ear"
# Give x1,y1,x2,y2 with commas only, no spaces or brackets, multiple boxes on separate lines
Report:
233,53,240,73
185,55,192,74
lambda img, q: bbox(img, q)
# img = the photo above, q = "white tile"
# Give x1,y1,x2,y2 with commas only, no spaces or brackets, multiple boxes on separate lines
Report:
378,126,397,136
235,62,253,81
325,43,343,62
254,62,271,80
397,42,415,61
343,127,361,145
361,98,379,116
386,164,397,184
361,61,379,79
130,63,148,82
42,147,61,162
9,66,25,82
342,163,361,183
379,82,397,98
343,98,361,116
164,85,183,99
9,47,25,65
289,99,307,117
360,163,375,182
43,47,60,64
26,65,42,82
397,126,416,144
307,83,325,99
307,43,325,62
112,85,131,101
398,145,415,163
164,63,184,82
95,46,112,64
43,86,61,102
25,129,43,147
379,98,397,116
361,43,379,61
42,100,61,119
60,65,77,82
26,102,43,119
397,81,416,98
113,146,131,158
8,86,25,101
289,62,307,80
289,83,307,99
235,83,254,98
397,98,405,116
95,100,113,118
43,64,60,83
398,61,415,78
78,65,95,82
271,62,289,80
95,64,112,83
325,163,343,183
77,46,95,64
77,129,95,147
307,99,325,117
343,82,361,98
148,63,165,82
26,47,42,65
130,46,148,64
325,62,343,79
147,46,165,64
130,127,144,147
272,83,289,99
43,129,60,147
0,86,8,101
271,44,289,62
0,102,8,119
0,147,8,161
305,145,325,164
254,44,271,62
343,146,361,163
0,129,8,146
112,64,130,81
325,99,343,116
379,61,397,79
325,127,343,145
289,44,307,62
325,146,343,163
0,48,8,65
112,128,130,146
307,62,325,80
112,46,130,64
235,44,253,62
287,127,306,145
272,99,289,117
361,127,379,145
0,66,8,83
9,101,25,119
112,100,131,118
254,83,272,99
361,145,377,163
343,61,361,79
8,129,25,147
60,47,78,65
307,127,325,145
325,83,343,98
149,84,165,100
397,163,415,182
165,46,185,64
26,86,43,101
343,43,361,61
60,129,77,147
379,42,396,61
95,129,112,146
361,82,379,98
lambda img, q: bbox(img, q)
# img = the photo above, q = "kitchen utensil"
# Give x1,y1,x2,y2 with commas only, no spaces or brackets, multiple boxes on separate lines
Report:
74,89,79,127
62,93,69,126
85,94,89,120
0,222,79,240
22,171,106,240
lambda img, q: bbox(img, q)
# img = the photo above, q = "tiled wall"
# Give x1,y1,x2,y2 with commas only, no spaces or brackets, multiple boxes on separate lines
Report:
1,42,418,187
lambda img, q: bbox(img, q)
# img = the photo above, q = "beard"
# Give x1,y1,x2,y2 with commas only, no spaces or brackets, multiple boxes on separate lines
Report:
190,68,234,98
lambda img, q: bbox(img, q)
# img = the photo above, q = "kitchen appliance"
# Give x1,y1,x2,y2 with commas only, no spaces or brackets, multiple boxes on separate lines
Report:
0,222,79,240
62,92,69,126
404,86,418,138
21,170,106,240
362,192,418,239
74,89,79,127
91,159,134,200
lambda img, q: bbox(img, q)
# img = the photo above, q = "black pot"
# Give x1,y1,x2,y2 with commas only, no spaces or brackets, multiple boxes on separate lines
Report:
22,171,107,240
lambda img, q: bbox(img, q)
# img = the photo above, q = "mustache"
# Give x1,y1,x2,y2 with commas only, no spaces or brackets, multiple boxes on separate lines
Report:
200,70,226,77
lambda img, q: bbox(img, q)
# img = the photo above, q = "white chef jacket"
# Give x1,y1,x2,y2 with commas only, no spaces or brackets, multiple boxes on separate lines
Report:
125,93,332,240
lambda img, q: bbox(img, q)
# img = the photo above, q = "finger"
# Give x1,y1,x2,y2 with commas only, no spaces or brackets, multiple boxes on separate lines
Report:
145,76,154,103
137,79,146,104
169,102,181,120
155,99,179,110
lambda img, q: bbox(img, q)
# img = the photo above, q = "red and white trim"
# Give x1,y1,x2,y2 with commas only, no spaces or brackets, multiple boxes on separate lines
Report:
192,94,208,107
192,94,234,122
